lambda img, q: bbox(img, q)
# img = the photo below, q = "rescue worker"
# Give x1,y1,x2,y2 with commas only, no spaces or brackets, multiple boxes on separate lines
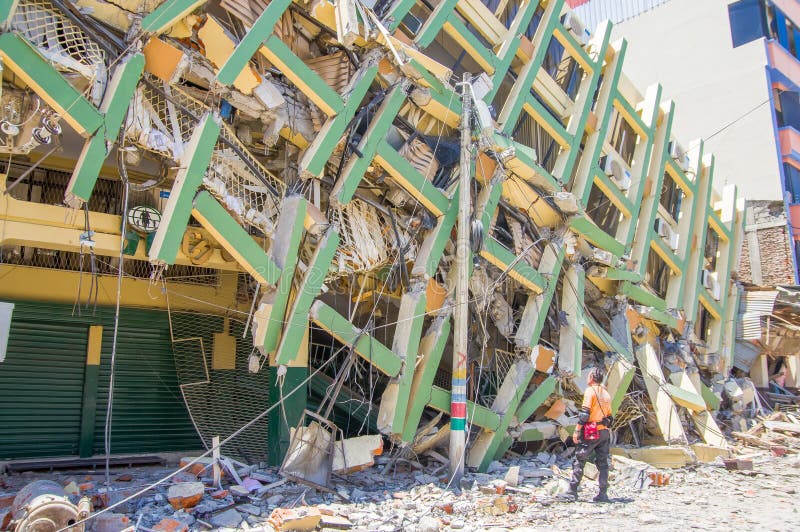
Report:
565,366,613,502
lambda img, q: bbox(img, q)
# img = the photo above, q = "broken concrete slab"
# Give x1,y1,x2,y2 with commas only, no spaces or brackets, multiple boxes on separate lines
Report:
167,482,205,510
210,508,244,528
611,446,695,469
268,506,322,531
332,434,384,474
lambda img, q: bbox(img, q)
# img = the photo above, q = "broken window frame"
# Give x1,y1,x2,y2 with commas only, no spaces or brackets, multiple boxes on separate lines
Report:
645,247,672,300
608,109,638,167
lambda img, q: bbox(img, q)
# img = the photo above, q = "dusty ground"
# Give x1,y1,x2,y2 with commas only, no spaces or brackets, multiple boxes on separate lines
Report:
1,450,798,531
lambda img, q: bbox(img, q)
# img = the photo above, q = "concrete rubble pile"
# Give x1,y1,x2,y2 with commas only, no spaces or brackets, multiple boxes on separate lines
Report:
0,0,756,519
2,444,800,531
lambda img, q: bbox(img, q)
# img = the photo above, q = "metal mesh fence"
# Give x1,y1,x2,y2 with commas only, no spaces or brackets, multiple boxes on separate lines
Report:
126,81,284,236
10,0,106,101
169,310,270,464
330,198,418,278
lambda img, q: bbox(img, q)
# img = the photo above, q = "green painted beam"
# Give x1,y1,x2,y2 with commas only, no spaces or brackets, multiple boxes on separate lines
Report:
415,0,458,48
700,382,721,411
400,315,451,442
148,114,220,265
385,0,418,31
515,245,565,348
445,16,498,72
141,0,205,33
274,227,340,365
473,361,539,470
0,0,19,26
192,191,281,285
299,65,378,177
569,217,626,257
482,237,546,292
514,375,557,424
524,94,571,147
518,424,558,442
389,288,429,436
331,84,407,204
495,436,514,460
558,264,585,375
309,301,402,377
475,174,503,230
67,54,145,204
216,0,293,85
486,0,540,102
497,0,563,133
0,33,103,136
428,386,501,431
260,196,308,355
603,267,642,283
412,190,458,278
559,23,612,180
640,306,679,330
665,383,706,412
267,365,307,466
584,314,631,361
621,281,667,312
607,360,636,414
68,132,107,206
257,35,343,116
376,141,450,216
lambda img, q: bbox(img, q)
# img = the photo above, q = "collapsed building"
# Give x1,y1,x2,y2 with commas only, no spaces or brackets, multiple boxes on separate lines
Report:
0,0,745,475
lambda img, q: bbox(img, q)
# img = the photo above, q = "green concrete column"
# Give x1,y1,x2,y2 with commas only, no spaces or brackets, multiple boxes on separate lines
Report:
267,365,307,467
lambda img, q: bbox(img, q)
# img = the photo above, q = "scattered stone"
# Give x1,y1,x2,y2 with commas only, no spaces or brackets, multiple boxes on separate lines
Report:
485,461,504,474
167,482,205,510
63,481,80,495
504,466,520,487
414,473,439,485
116,474,133,482
210,508,243,528
152,518,189,532
93,512,131,532
238,503,261,516
211,489,229,499
241,477,263,492
78,482,94,492
268,506,322,531
417,515,440,532
179,457,214,477
229,484,251,497
319,513,353,529
265,494,283,506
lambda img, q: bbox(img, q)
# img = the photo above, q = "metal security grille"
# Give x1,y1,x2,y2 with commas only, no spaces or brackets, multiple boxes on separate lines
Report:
10,0,107,101
169,310,270,464
126,80,284,237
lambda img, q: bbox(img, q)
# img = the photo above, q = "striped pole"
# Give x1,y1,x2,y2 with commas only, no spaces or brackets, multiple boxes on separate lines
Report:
450,73,472,482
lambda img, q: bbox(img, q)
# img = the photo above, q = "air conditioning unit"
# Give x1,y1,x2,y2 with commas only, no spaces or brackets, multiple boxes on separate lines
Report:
654,217,680,251
668,140,691,172
561,12,591,46
701,269,721,300
601,153,632,191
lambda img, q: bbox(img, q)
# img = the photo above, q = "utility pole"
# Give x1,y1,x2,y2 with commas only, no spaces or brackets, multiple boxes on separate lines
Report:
450,72,471,483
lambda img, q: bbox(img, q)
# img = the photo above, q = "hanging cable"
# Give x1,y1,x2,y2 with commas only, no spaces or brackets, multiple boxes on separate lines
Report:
103,137,132,488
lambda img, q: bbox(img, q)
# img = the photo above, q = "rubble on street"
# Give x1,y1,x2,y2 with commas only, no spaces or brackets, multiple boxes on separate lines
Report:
1,430,800,531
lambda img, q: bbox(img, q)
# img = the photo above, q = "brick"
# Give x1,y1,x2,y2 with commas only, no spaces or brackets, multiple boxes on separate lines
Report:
152,518,189,532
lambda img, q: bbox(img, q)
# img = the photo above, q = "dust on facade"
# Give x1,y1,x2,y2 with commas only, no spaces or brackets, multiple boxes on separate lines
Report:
0,0,791,529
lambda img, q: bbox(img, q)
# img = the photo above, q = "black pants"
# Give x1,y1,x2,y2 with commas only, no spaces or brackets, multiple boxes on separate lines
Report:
570,428,610,494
